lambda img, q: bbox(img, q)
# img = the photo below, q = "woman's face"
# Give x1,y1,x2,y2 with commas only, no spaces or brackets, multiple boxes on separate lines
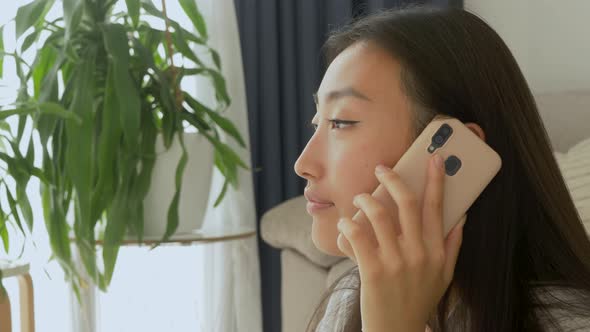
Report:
294,42,415,256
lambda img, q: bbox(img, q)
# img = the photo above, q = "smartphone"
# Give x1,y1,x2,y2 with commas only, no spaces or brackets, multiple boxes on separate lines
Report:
352,116,502,237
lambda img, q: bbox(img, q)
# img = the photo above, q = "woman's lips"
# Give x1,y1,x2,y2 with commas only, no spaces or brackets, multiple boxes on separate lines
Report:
306,201,334,214
304,188,334,214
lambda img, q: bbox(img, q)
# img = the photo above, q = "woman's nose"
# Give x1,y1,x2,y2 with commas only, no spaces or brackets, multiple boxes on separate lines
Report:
294,141,323,182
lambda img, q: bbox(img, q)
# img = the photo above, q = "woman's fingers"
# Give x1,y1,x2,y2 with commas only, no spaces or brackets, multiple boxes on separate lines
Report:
352,193,400,255
342,155,451,276
337,232,357,263
374,165,422,245
337,217,378,269
422,154,446,251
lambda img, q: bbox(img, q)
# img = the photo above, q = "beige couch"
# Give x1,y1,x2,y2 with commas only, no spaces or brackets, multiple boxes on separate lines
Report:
260,90,590,332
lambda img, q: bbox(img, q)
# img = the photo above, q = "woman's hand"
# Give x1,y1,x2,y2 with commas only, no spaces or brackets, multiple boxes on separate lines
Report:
336,154,466,332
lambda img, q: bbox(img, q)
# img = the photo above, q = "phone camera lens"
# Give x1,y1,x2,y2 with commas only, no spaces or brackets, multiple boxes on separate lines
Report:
445,155,462,176
431,124,453,147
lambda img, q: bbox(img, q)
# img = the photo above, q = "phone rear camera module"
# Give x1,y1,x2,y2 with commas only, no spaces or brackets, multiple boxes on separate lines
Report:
430,123,453,150
444,155,462,176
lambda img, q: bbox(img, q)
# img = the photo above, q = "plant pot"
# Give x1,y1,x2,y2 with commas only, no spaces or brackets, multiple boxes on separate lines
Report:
141,132,214,237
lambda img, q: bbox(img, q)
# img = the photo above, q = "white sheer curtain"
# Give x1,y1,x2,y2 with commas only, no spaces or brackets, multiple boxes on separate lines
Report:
89,0,262,331
189,0,262,330
1,3,73,332
1,1,261,331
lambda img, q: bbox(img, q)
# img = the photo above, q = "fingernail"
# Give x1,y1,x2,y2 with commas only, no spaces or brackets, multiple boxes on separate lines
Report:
337,218,345,230
433,154,444,170
375,164,388,174
353,194,363,206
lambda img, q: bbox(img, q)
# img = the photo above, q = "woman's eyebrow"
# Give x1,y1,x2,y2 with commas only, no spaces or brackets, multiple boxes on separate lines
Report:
313,87,372,105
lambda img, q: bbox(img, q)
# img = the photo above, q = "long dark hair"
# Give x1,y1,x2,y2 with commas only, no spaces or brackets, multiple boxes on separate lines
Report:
306,5,590,332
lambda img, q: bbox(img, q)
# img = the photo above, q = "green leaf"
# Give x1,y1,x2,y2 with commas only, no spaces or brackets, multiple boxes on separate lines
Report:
125,0,140,27
198,130,247,192
16,115,27,142
213,179,228,208
155,74,176,114
0,103,81,123
29,165,48,184
17,185,34,232
210,48,221,70
41,181,72,278
206,69,231,106
38,49,65,103
20,29,40,53
218,141,248,171
130,37,155,70
62,0,83,41
139,1,163,20
32,46,58,99
183,93,245,148
103,24,140,150
0,26,4,77
0,121,10,133
90,63,120,231
180,67,207,76
5,188,25,236
170,29,204,66
178,68,231,107
0,198,9,252
25,133,34,169
127,101,157,242
213,147,236,189
64,42,80,63
140,1,205,45
161,133,188,242
32,46,59,99
38,102,82,123
0,108,34,120
0,153,17,179
64,55,96,283
0,223,9,253
161,108,176,149
0,149,27,185
102,165,131,285
15,0,51,40
137,25,162,54
180,108,211,131
179,0,208,40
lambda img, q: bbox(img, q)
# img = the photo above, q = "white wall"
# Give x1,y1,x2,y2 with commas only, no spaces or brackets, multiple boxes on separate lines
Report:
465,0,590,93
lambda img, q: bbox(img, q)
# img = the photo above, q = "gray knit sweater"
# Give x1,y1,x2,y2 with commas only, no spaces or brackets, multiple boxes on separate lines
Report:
316,274,590,332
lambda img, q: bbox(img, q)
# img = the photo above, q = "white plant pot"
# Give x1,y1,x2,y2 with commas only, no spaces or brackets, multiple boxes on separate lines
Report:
141,132,214,237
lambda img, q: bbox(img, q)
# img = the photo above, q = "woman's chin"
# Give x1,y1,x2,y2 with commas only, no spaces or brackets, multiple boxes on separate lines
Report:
311,219,347,256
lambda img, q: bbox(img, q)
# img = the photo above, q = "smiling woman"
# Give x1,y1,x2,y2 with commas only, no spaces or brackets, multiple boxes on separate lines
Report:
295,5,590,332
296,40,416,257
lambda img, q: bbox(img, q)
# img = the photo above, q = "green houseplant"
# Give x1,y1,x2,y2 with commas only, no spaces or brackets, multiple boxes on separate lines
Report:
0,0,247,292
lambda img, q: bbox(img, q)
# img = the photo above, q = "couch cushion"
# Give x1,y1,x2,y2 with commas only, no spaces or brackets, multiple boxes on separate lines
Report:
554,137,590,231
261,196,345,268
281,249,329,332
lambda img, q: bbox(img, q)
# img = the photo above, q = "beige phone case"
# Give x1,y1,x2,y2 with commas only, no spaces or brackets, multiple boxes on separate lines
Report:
353,116,502,237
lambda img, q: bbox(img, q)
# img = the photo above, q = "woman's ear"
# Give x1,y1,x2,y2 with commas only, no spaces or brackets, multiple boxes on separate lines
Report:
464,122,486,141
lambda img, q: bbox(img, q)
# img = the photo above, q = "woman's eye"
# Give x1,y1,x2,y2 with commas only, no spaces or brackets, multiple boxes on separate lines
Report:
308,119,359,132
329,119,358,130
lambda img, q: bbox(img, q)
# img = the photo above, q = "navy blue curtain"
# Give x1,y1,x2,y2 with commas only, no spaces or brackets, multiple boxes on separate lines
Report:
233,1,462,331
